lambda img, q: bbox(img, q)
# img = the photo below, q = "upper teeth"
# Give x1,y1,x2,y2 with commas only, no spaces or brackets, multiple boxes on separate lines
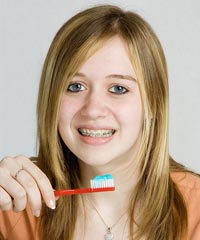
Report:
79,129,115,137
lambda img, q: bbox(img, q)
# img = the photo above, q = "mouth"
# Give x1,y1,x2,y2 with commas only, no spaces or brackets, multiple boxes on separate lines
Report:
78,128,116,138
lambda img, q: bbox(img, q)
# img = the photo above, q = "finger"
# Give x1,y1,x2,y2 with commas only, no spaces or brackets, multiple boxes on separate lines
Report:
0,155,56,210
18,156,56,209
0,187,13,211
0,156,11,164
55,196,59,201
0,171,27,212
14,169,42,217
0,156,22,177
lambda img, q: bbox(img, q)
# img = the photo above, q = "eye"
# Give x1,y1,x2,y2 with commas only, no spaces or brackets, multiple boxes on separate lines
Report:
67,83,86,92
109,85,128,94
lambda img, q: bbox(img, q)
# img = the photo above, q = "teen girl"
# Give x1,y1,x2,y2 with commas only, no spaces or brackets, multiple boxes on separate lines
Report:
0,5,200,240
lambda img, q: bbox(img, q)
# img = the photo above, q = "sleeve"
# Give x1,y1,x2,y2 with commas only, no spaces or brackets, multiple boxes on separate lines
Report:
190,221,200,240
0,209,22,239
0,205,39,240
177,173,200,240
186,186,200,240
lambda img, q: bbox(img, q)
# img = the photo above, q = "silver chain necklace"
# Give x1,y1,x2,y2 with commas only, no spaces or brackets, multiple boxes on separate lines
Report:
87,197,127,240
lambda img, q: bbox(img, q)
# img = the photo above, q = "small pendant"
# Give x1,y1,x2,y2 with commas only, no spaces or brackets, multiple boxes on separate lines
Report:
104,227,114,240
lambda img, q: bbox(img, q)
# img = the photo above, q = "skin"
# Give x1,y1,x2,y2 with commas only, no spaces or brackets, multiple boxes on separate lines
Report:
0,155,55,217
59,36,144,238
59,36,143,171
0,37,144,227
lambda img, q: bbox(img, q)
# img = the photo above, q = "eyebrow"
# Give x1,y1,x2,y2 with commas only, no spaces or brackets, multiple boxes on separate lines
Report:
74,72,137,82
106,74,137,82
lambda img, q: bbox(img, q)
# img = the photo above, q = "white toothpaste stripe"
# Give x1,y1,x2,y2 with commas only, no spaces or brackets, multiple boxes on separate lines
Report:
90,179,114,188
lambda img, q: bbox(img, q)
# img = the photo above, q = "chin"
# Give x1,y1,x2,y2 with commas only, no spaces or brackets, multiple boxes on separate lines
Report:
78,155,114,167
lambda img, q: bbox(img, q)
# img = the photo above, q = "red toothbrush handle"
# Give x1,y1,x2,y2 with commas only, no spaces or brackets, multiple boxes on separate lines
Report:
54,187,115,196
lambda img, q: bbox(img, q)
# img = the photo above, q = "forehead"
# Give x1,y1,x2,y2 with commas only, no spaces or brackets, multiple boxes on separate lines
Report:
77,36,136,78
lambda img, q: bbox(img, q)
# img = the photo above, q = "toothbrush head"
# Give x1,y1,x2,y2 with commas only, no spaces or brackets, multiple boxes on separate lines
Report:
90,174,114,189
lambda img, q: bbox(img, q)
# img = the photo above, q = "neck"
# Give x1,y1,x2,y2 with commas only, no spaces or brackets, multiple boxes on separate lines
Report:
78,156,140,213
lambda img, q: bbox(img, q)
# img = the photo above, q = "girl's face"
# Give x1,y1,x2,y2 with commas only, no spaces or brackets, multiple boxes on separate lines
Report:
58,36,143,167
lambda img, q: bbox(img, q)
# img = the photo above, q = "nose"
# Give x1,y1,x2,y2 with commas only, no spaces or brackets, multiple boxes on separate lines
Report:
80,93,109,120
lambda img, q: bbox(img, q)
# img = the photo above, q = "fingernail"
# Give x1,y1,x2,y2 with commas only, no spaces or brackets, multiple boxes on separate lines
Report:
34,210,40,217
49,199,56,209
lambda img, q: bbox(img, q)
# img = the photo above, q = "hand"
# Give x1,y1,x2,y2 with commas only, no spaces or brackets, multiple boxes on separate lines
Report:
0,155,55,217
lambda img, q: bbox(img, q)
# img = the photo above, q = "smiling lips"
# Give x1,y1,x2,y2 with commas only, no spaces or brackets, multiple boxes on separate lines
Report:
78,128,115,138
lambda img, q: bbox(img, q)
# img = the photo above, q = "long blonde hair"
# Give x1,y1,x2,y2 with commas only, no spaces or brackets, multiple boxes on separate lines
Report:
37,5,187,239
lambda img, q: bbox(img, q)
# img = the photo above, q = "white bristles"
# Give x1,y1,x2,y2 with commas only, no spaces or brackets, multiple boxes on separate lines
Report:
90,178,114,189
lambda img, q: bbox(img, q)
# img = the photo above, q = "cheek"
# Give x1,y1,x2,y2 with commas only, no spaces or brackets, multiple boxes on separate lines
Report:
117,98,143,137
125,110,142,131
58,98,77,135
117,96,143,123
58,97,79,124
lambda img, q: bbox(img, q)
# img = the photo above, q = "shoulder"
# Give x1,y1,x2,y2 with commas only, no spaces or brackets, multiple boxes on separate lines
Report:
171,171,200,201
171,171,200,189
0,204,39,240
171,171,200,209
171,171,200,240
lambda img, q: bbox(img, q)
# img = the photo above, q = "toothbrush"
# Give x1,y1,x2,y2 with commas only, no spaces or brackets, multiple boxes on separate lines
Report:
54,174,115,197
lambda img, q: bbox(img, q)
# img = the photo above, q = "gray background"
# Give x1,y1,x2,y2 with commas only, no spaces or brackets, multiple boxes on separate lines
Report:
1,0,200,171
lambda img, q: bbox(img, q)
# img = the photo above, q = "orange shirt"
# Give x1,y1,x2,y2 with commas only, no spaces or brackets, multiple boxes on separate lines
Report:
0,172,200,240
0,204,39,240
172,172,200,239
